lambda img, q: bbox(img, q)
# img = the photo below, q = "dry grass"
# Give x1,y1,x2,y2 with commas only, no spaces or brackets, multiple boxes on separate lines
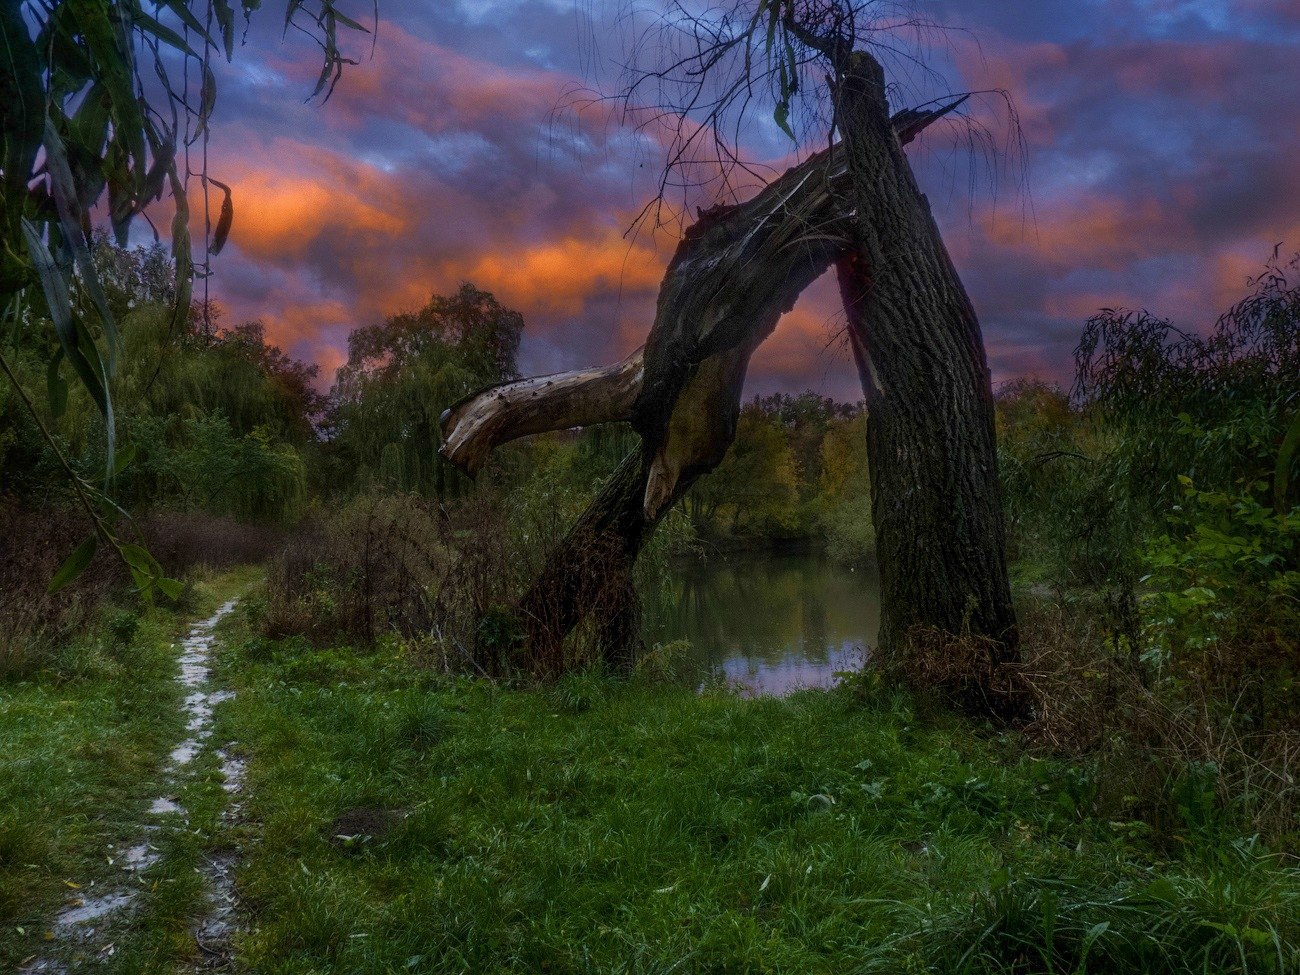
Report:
887,625,1032,723
880,600,1299,844
0,498,121,674
260,488,655,678
1017,601,1300,843
262,492,543,674
138,509,287,575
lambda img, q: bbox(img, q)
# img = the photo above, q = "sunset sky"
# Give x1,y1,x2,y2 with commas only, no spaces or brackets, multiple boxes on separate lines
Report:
197,0,1300,400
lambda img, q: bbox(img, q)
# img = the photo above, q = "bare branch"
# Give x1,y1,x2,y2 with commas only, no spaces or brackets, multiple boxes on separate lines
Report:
439,348,645,476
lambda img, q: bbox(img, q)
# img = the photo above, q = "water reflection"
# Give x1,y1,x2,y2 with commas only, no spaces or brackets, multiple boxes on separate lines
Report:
641,552,880,696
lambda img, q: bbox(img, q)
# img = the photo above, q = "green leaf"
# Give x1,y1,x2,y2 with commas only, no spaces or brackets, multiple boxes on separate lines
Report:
773,100,794,140
133,10,202,58
199,62,218,127
67,82,111,163
129,564,152,594
113,443,137,474
47,353,69,419
21,219,73,339
0,2,45,182
156,577,185,601
167,162,195,337
213,0,237,60
284,0,306,36
23,220,115,462
68,0,147,176
1275,407,1300,514
43,119,120,371
49,536,98,593
158,0,214,43
119,543,161,577
329,6,371,33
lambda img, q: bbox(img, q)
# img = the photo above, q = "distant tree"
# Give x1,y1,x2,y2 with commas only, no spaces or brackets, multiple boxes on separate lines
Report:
330,285,524,498
1076,254,1300,512
691,403,800,536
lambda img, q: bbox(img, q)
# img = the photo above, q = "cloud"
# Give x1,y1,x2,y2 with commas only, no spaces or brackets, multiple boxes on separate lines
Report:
195,0,1300,398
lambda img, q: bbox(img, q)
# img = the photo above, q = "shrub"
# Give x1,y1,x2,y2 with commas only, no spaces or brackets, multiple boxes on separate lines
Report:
0,499,121,674
262,492,542,673
138,509,287,575
1013,598,1300,846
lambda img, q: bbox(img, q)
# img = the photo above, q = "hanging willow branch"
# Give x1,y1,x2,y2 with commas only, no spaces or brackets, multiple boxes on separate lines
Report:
0,1,374,593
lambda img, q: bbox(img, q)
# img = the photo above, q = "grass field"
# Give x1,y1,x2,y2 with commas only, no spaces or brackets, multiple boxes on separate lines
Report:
217,619,1299,974
3,579,1297,973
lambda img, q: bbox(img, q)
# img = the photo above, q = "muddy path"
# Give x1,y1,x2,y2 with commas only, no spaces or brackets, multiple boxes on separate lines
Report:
22,598,246,972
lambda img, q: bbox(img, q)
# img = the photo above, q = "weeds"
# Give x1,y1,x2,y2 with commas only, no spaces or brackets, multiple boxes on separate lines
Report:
138,509,287,574
0,499,122,674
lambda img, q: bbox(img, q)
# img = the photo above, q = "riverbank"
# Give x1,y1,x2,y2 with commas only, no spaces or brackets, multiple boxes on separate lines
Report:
217,621,1296,973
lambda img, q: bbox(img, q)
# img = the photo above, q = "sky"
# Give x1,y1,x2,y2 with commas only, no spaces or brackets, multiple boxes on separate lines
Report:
192,0,1300,400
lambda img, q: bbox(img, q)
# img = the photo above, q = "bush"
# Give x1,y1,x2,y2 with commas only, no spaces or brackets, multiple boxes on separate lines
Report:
138,509,287,575
1013,598,1300,846
0,499,121,674
262,492,541,674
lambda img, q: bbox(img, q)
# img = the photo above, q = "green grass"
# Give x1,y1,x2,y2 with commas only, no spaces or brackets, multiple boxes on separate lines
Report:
218,628,1300,974
0,567,257,971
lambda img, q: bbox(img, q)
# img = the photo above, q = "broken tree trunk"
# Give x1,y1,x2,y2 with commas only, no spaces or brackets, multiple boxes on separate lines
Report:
442,144,856,668
439,98,982,677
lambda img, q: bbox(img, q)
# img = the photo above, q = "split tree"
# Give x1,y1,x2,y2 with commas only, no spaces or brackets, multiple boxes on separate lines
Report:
441,1,1027,721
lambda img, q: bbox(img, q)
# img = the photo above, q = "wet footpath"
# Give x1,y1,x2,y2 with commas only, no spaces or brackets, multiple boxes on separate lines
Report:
21,599,245,973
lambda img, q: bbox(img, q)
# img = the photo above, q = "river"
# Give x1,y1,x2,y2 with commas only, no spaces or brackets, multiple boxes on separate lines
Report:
640,551,880,696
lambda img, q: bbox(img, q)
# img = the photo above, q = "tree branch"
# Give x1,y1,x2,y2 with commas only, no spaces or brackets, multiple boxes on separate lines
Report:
440,348,644,476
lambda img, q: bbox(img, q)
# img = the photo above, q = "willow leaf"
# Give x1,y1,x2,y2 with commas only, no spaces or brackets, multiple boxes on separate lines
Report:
134,9,203,58
47,352,69,419
209,178,234,255
44,119,120,371
1276,408,1300,514
214,0,237,60
68,0,147,176
49,536,98,593
25,217,115,444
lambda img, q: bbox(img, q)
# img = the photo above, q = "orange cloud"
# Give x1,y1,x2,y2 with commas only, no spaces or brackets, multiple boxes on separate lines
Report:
981,195,1183,271
451,232,666,316
216,137,412,262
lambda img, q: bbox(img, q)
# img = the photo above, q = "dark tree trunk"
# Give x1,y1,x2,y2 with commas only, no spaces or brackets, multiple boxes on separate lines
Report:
834,51,1025,721
513,450,649,672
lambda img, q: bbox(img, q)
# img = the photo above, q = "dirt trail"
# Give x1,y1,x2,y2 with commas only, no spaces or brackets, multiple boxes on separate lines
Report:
22,598,244,973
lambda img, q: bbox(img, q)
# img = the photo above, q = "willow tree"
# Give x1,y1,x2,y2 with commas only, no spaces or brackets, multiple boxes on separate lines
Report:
330,285,524,499
443,0,1025,718
1,1,371,593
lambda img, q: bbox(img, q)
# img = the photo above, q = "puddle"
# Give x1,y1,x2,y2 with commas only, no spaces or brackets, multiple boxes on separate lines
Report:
52,891,137,930
120,842,160,872
149,797,182,816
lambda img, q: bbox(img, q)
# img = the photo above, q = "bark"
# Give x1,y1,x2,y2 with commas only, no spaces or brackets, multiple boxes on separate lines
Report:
833,51,1025,721
440,348,644,476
